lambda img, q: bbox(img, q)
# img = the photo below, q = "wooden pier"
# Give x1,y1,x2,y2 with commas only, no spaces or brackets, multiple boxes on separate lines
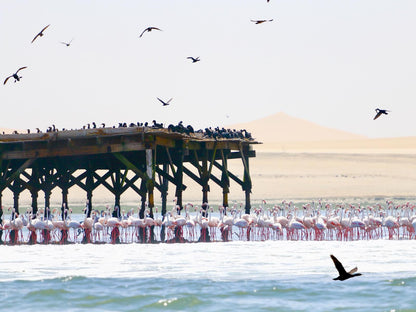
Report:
0,126,258,225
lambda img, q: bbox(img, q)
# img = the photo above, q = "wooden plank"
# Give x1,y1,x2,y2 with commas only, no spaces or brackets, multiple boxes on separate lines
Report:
113,153,148,180
155,167,187,190
4,158,37,188
155,136,176,148
182,166,202,185
1,142,148,160
213,160,244,186
209,173,223,188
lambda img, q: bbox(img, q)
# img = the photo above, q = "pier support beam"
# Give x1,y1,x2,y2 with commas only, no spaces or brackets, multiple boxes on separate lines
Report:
160,164,169,217
27,167,41,216
85,170,94,218
241,146,252,214
174,146,184,213
201,149,209,206
221,151,230,209
61,188,69,220
159,163,169,242
56,168,73,220
139,178,147,219
31,191,38,215
9,179,24,215
0,193,3,244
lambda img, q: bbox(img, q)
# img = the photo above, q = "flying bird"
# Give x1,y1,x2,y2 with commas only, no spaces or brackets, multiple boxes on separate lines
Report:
330,254,362,281
187,56,200,63
4,67,27,85
157,97,172,106
139,27,162,38
251,19,273,24
60,38,73,46
31,24,50,43
373,108,390,120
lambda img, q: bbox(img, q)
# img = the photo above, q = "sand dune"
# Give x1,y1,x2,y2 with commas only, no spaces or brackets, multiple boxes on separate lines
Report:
229,112,366,143
0,127,19,134
229,112,416,154
256,137,416,154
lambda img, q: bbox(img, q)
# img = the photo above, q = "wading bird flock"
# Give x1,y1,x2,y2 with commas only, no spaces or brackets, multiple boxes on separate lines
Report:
1,199,415,246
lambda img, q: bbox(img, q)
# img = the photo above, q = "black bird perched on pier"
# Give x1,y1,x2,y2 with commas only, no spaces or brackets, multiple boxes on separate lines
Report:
157,97,172,106
330,254,362,281
4,67,27,85
139,27,162,38
373,108,390,120
31,24,50,43
187,56,200,63
152,120,163,128
251,19,273,24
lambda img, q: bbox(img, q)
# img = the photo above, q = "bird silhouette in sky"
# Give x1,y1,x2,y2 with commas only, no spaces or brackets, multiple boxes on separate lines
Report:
60,38,74,47
330,254,362,281
31,24,50,43
251,19,273,24
139,27,162,38
3,67,27,85
373,108,390,120
187,56,200,63
157,97,172,106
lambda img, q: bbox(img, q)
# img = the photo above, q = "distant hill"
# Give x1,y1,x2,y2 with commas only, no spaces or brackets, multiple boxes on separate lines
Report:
228,112,367,143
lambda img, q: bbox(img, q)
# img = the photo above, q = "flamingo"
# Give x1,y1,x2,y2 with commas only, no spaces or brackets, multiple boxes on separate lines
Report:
10,211,24,243
287,213,306,240
129,209,145,242
66,209,82,242
233,209,250,241
81,208,94,243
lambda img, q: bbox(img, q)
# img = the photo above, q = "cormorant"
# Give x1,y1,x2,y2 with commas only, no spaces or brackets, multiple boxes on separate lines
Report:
139,27,162,38
251,19,273,24
4,67,27,85
157,97,172,106
187,56,200,63
373,108,390,120
330,254,362,281
60,38,73,47
31,24,50,43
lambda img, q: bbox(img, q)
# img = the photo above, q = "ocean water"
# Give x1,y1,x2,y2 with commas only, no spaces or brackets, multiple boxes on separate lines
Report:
1,240,415,312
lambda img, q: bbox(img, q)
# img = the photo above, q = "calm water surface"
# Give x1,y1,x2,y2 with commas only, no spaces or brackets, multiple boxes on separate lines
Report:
0,240,415,311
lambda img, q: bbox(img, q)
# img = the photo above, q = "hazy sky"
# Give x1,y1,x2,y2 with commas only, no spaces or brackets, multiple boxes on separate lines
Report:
1,1,415,138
